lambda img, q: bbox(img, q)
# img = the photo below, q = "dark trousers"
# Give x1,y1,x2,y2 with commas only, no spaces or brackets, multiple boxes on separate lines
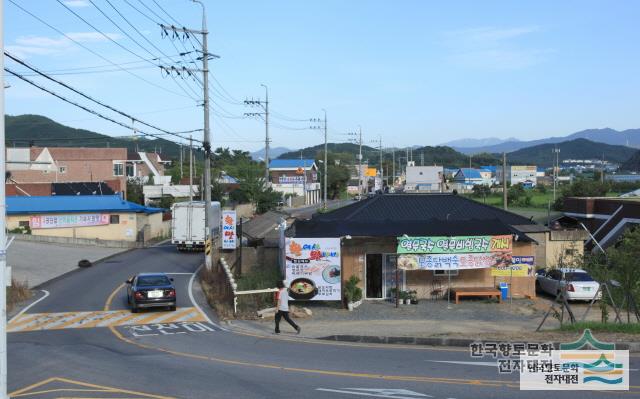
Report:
275,310,298,333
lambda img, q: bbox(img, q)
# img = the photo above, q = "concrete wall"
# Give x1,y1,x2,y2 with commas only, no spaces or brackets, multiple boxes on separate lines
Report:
7,212,168,243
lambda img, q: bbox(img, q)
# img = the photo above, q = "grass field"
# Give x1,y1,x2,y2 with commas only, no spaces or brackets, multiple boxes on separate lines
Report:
465,190,622,210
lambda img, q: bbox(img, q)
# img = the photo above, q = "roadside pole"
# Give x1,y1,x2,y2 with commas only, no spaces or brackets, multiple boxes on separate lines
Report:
0,0,8,395
323,109,327,210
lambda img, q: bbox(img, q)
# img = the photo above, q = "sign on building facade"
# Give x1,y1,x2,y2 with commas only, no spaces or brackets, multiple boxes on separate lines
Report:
285,238,341,301
396,235,513,271
491,255,534,277
30,214,110,229
397,235,512,254
221,210,237,249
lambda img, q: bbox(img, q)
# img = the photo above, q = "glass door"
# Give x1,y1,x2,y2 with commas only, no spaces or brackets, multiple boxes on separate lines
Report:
383,254,405,299
365,254,383,298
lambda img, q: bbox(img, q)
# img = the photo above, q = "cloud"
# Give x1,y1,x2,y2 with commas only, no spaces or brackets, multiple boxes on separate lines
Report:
6,32,122,58
62,0,90,7
442,26,549,70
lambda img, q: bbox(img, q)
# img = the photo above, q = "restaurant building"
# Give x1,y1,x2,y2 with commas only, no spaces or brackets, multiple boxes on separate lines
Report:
287,194,585,302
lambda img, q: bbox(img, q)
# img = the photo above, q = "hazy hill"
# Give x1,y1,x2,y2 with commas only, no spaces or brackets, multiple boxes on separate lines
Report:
250,146,292,161
506,138,637,166
278,142,500,168
452,128,640,154
620,150,640,172
5,114,186,159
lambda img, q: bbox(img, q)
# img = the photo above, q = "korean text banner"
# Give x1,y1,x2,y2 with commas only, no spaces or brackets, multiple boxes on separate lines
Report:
285,238,341,301
397,235,512,254
221,210,237,249
398,252,512,271
491,255,534,277
30,214,109,229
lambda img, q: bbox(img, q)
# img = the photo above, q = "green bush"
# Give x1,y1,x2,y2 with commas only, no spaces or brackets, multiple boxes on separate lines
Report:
344,275,362,303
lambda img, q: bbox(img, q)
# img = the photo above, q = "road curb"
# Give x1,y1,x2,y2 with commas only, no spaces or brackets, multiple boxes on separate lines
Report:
318,334,640,352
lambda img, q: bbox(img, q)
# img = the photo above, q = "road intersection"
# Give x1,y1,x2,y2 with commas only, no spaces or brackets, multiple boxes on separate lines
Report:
8,244,639,398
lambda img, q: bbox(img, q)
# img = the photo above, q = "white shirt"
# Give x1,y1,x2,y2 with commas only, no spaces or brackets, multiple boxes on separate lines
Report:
277,288,289,312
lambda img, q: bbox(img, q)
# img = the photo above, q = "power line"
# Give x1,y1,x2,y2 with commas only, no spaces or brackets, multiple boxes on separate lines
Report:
5,67,202,145
74,0,201,101
150,0,181,26
7,0,193,100
5,54,202,143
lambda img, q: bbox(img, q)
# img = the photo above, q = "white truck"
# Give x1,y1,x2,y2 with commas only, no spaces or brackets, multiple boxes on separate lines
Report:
171,201,220,251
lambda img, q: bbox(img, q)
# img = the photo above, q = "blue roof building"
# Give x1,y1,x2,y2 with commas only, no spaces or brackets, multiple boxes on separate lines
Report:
6,195,163,215
6,195,166,244
452,168,493,187
269,159,317,170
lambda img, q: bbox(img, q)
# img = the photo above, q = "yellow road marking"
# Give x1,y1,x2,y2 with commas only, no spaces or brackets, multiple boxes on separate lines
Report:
51,311,103,330
10,377,176,399
7,314,40,329
80,310,126,328
11,388,115,397
158,308,197,324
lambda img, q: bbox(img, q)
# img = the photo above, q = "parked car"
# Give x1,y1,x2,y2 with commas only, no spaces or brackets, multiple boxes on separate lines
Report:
535,268,602,301
126,273,176,313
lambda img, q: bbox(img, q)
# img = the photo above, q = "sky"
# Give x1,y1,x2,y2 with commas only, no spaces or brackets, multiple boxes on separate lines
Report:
4,0,640,152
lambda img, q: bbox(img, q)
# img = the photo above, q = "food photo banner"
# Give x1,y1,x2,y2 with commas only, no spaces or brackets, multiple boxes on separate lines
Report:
397,252,512,271
491,256,534,277
397,235,512,254
285,238,341,301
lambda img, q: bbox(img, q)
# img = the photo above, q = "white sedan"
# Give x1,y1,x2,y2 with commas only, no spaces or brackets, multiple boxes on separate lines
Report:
535,268,602,301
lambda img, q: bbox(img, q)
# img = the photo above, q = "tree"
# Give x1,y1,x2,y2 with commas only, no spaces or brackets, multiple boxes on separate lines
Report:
608,227,640,321
507,183,532,207
126,179,144,205
553,180,609,210
147,173,154,185
316,151,352,199
472,184,491,198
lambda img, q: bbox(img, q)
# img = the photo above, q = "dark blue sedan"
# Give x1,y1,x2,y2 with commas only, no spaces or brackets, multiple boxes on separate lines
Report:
126,273,176,313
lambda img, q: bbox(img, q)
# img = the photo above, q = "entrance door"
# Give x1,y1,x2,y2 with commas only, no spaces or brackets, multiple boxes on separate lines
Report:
366,254,383,298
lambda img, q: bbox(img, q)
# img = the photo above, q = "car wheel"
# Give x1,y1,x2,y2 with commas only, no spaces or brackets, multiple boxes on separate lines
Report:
535,281,541,293
169,305,176,312
131,305,138,313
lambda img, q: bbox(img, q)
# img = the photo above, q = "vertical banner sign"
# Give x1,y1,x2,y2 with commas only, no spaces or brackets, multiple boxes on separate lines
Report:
285,238,341,301
221,210,237,249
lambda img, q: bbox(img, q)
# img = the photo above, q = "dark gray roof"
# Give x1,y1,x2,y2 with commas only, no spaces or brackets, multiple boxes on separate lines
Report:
293,193,538,238
242,210,289,241
313,194,535,225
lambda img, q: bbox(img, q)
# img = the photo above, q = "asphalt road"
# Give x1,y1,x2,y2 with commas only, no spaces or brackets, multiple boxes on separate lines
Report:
8,243,639,399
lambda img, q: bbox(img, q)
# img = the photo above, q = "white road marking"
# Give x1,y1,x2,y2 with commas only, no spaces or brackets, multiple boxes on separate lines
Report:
188,264,226,331
316,388,431,398
8,289,49,324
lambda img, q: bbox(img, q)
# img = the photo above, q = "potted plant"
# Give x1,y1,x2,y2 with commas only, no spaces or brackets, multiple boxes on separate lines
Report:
400,290,410,304
409,290,419,304
344,276,363,311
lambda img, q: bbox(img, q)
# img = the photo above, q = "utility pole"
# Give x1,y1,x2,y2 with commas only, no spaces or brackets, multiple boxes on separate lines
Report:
392,148,395,188
189,136,193,202
161,2,219,269
349,127,363,194
244,86,270,187
0,0,7,394
553,147,560,202
180,142,183,179
310,110,328,209
503,152,507,210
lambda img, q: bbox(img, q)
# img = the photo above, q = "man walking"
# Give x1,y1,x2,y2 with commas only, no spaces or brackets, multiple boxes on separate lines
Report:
275,280,301,335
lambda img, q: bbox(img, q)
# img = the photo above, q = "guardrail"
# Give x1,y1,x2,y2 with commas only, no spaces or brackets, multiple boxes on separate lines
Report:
220,257,278,315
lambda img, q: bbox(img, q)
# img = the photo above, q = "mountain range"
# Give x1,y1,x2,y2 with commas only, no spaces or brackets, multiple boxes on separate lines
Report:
442,128,640,154
5,114,186,159
250,147,292,161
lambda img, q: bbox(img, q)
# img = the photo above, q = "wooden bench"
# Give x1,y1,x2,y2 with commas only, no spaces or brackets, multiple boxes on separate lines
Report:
453,287,501,304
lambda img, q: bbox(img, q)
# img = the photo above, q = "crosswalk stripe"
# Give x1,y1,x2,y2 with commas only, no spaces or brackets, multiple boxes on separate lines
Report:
7,307,207,333
161,308,198,324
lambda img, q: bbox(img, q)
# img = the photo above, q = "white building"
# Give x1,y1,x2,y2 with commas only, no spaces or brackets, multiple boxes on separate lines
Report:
404,164,443,192
497,165,537,188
